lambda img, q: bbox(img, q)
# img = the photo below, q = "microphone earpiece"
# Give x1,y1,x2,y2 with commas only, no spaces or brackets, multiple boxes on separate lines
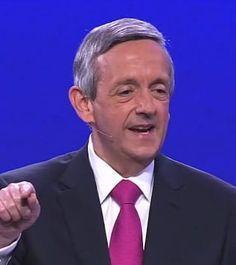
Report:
87,122,113,139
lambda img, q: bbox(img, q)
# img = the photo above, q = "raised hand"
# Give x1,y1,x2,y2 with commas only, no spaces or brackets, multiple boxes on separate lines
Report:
0,181,40,248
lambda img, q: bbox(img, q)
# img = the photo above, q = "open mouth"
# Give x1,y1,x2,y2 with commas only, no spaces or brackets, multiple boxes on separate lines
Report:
128,125,155,133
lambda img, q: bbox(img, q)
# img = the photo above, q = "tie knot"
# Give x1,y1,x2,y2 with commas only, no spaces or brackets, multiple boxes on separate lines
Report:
111,180,142,205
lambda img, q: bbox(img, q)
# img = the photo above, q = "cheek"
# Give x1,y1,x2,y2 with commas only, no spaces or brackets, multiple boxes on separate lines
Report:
158,104,169,118
157,106,170,129
95,109,122,129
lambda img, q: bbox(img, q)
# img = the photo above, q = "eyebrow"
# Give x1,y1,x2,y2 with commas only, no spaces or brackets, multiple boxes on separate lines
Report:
114,76,170,88
113,78,139,88
149,77,170,87
111,73,171,92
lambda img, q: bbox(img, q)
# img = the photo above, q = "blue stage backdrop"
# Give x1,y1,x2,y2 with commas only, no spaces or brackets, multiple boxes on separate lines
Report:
0,1,235,184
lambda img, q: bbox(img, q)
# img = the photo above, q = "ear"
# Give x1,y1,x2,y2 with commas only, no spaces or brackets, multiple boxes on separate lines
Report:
68,86,95,123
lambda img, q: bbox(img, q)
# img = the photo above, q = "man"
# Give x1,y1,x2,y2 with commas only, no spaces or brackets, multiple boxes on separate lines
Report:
0,18,236,265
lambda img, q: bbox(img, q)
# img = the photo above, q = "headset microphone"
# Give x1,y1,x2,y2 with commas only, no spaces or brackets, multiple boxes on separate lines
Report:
88,122,113,139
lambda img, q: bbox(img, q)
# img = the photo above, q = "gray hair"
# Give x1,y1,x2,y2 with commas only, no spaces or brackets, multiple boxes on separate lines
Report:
73,18,174,100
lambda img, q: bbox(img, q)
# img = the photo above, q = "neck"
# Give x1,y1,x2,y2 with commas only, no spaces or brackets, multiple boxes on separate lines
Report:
91,133,155,177
93,149,153,178
100,154,151,177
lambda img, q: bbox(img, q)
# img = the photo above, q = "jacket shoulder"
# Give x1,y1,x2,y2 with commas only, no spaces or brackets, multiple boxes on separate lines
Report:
0,149,82,187
158,154,236,198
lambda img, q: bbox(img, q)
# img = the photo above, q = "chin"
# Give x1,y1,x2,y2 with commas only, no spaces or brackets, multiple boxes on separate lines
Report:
128,147,159,164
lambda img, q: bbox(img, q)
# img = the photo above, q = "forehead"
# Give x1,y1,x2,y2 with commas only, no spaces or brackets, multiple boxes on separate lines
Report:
96,39,172,81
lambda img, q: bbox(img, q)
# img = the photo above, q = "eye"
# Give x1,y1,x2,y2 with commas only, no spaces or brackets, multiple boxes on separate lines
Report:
118,89,132,96
117,86,135,97
151,84,169,100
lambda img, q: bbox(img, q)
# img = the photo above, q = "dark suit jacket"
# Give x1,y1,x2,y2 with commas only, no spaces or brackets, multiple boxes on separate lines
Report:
1,145,236,265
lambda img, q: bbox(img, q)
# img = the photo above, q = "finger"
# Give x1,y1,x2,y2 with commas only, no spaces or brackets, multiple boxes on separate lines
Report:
26,193,40,219
19,182,38,219
0,200,12,223
7,183,31,220
0,188,21,222
19,182,36,199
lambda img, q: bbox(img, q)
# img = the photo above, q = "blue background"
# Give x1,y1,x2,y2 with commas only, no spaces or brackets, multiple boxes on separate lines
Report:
0,1,235,184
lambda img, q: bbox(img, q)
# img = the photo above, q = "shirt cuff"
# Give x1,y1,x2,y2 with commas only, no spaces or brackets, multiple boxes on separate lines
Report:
0,235,20,256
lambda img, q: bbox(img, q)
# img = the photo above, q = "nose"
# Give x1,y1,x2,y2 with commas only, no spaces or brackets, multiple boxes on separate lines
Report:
134,89,156,116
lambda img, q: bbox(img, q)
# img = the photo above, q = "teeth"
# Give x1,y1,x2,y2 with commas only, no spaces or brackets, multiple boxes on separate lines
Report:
130,126,152,132
136,128,149,132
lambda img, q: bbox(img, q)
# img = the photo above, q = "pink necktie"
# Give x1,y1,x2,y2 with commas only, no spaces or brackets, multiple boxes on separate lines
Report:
109,180,143,265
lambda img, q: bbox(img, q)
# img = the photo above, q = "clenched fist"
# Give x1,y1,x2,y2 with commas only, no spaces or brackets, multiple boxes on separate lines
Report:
0,181,40,248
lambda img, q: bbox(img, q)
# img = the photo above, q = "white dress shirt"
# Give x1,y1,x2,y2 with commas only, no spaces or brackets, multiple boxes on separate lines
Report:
88,136,154,248
0,137,155,263
0,240,18,264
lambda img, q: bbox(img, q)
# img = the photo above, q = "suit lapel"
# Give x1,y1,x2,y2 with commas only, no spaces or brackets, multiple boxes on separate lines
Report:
56,146,110,265
144,155,185,265
52,148,186,265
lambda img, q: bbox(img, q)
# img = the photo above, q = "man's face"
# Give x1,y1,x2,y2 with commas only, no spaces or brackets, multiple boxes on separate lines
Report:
90,39,172,175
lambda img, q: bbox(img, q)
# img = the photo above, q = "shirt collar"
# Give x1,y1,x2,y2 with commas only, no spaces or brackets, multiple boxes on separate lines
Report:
87,136,154,204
